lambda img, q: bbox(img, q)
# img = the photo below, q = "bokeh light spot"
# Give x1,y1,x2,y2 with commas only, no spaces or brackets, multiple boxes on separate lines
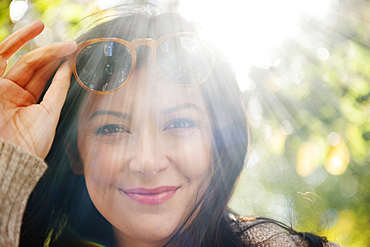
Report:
320,208,338,229
325,144,350,175
10,0,28,22
317,47,330,61
327,132,341,146
34,27,53,46
281,120,294,135
296,142,319,177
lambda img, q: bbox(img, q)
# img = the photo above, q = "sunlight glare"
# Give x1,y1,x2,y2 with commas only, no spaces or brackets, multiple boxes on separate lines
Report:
95,0,124,10
179,0,332,90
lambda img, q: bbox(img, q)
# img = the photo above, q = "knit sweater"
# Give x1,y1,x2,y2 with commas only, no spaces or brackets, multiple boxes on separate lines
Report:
0,139,47,246
0,139,339,247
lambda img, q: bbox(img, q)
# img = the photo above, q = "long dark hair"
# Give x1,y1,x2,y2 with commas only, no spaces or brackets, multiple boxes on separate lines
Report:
20,6,327,247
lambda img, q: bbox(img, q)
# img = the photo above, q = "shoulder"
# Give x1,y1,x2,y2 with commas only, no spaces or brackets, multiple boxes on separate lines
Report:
228,213,340,247
229,214,298,246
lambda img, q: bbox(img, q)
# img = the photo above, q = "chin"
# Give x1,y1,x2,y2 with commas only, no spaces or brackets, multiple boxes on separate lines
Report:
113,218,180,246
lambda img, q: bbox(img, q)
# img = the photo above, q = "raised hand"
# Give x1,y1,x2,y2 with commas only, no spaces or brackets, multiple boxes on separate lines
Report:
0,21,77,159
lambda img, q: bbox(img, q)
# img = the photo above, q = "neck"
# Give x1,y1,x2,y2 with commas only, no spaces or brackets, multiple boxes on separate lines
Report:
113,227,168,247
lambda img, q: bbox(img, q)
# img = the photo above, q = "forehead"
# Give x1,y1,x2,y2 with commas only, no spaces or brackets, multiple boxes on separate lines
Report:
79,66,207,116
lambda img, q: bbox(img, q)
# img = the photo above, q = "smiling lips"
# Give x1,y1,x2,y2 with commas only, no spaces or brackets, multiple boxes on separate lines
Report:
122,186,179,205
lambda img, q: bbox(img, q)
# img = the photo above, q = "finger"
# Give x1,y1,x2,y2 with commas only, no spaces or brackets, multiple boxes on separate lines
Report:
0,20,44,75
4,41,77,88
40,61,72,121
24,58,64,102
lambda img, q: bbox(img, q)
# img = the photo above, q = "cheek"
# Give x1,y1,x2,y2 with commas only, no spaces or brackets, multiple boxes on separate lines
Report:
171,132,213,179
81,143,128,215
79,139,128,186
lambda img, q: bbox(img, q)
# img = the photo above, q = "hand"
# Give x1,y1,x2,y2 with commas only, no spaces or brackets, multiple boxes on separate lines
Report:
0,21,77,159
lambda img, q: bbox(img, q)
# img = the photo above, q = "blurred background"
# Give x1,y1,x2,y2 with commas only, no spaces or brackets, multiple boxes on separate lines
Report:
1,0,369,246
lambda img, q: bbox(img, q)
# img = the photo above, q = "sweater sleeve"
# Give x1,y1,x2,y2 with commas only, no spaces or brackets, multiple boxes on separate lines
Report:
0,139,47,247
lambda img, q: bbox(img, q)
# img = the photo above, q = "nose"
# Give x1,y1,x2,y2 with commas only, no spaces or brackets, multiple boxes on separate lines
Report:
128,122,169,177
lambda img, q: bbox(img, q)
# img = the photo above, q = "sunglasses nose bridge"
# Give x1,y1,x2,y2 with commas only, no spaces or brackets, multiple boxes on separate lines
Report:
131,38,155,49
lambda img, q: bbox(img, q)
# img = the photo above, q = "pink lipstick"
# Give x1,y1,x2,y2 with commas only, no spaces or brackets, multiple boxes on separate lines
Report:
122,186,179,205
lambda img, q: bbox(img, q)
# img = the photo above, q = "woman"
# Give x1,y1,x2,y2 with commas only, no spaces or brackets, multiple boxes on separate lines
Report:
0,5,337,247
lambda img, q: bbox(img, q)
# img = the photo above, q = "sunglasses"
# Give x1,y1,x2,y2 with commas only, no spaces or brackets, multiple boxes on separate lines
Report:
67,33,215,94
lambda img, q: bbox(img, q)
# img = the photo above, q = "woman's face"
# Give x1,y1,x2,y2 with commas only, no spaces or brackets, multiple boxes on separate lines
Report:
77,59,213,246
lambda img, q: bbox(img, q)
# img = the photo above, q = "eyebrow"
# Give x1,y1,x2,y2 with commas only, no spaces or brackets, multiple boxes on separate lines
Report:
87,110,131,121
87,103,203,121
162,103,204,115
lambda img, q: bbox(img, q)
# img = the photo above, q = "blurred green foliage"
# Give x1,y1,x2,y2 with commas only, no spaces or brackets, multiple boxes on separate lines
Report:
0,0,369,246
230,1,370,246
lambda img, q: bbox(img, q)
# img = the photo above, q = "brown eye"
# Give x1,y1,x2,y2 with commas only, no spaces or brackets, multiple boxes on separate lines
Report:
164,118,197,130
173,121,187,128
96,125,131,134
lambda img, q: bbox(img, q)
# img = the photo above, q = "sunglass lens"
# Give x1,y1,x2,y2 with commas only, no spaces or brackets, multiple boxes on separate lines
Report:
76,41,133,92
156,36,213,86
